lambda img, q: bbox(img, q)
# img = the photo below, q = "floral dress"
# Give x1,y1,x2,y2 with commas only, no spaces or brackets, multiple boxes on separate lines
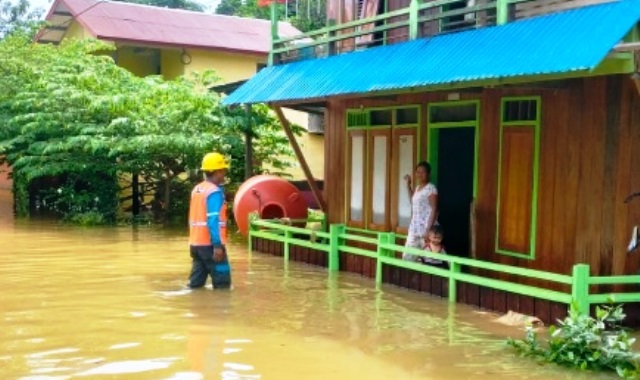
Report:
402,183,438,261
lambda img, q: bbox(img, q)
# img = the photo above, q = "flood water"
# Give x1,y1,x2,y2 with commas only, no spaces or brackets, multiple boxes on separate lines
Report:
0,189,619,379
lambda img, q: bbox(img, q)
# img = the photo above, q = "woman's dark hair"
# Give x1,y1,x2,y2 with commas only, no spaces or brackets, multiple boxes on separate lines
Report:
416,161,431,175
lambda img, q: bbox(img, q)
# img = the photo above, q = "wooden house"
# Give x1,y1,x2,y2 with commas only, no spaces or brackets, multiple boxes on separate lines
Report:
224,0,640,324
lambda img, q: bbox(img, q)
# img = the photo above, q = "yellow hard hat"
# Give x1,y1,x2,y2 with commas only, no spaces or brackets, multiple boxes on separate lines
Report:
201,152,229,172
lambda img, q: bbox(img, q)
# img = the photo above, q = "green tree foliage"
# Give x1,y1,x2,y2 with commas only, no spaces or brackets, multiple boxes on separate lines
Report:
0,0,43,37
216,0,270,19
0,32,298,225
287,0,327,32
215,0,326,32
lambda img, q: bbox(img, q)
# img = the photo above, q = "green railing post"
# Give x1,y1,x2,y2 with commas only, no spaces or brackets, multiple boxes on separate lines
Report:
284,230,291,262
268,0,279,65
571,264,590,315
328,224,344,272
448,262,461,303
376,232,392,285
248,215,257,253
496,0,510,25
409,0,419,40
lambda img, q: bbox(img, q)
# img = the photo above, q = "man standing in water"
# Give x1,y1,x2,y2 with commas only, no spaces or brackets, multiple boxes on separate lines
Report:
188,152,231,289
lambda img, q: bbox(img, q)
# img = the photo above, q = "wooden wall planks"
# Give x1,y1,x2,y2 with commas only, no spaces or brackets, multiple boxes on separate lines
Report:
324,99,347,226
326,76,640,278
247,74,640,326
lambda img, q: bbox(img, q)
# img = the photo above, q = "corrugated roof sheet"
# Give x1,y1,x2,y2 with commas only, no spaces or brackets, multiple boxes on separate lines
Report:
223,0,640,105
41,0,301,55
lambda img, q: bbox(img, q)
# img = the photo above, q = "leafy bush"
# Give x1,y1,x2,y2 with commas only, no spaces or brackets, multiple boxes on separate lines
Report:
508,303,640,378
0,32,300,226
68,211,107,226
307,208,325,223
38,173,118,224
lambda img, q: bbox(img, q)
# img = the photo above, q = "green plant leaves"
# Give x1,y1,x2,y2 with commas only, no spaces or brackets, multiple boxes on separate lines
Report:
507,303,640,378
0,34,301,225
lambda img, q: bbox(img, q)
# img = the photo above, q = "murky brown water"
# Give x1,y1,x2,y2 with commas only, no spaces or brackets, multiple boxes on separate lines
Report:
0,189,620,379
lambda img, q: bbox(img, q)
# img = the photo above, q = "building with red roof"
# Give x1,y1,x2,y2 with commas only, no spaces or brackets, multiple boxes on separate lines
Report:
36,0,324,182
37,0,303,82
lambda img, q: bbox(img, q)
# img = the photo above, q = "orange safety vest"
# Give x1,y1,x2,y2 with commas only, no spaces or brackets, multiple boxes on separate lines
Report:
189,181,228,246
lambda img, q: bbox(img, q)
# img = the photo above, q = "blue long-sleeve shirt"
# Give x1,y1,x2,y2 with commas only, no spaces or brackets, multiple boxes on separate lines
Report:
206,186,224,247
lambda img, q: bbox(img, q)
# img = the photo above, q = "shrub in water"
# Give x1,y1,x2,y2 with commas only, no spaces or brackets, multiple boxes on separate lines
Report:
68,211,107,226
508,303,639,378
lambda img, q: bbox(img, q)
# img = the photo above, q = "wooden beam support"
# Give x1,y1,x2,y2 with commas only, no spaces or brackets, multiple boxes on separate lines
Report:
272,105,327,213
613,42,640,52
268,0,279,66
631,73,640,96
45,25,70,31
37,40,60,45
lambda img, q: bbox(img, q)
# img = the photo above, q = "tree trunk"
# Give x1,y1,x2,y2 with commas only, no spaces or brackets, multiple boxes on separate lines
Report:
163,174,172,226
132,172,140,216
244,104,254,180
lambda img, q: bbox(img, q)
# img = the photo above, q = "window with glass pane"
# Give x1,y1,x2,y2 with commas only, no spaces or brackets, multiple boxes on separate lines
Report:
345,106,420,230
429,103,477,123
396,107,419,125
370,110,392,126
371,134,388,226
397,134,414,228
349,134,365,222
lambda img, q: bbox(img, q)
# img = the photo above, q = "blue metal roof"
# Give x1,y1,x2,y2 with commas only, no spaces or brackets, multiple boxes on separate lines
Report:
223,0,640,105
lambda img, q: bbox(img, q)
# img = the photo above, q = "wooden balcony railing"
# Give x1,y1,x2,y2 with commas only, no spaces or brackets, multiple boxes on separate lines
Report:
268,0,615,65
511,0,613,18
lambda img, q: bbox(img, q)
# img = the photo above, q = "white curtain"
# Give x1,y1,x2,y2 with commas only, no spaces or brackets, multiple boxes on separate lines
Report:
371,135,388,225
350,135,365,221
397,135,414,228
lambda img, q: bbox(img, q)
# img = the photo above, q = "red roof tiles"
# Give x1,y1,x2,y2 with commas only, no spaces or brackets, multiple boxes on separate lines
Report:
43,0,302,55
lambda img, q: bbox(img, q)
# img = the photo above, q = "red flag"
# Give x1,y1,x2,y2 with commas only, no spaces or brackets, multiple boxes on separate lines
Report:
257,0,286,7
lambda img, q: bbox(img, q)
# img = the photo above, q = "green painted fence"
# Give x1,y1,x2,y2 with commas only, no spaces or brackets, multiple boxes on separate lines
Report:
249,220,640,315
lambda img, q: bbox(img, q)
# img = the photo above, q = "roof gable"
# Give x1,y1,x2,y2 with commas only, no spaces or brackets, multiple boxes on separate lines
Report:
39,0,302,55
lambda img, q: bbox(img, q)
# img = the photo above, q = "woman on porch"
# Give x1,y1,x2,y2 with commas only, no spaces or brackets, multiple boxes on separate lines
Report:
402,161,439,261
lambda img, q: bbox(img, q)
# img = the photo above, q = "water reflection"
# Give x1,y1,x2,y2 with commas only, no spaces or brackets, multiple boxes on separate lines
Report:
75,357,180,376
0,189,619,379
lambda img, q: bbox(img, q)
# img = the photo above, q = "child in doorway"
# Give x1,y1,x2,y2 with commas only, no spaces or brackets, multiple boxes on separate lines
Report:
421,225,448,269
